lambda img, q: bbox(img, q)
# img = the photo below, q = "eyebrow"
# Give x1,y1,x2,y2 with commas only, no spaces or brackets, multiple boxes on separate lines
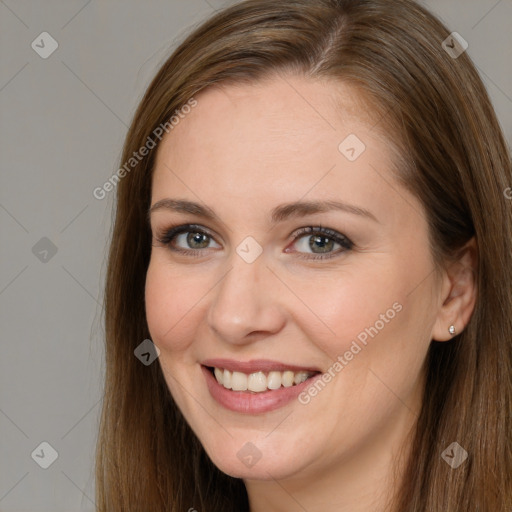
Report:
148,198,379,224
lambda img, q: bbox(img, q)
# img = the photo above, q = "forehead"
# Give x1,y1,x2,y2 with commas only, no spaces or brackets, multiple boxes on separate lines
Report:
160,74,380,154
150,74,408,226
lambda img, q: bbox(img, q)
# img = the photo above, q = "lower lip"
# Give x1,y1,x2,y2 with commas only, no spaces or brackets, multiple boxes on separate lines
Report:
201,365,321,414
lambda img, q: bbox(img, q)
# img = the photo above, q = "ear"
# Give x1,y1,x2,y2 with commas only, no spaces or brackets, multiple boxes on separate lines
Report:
431,237,478,341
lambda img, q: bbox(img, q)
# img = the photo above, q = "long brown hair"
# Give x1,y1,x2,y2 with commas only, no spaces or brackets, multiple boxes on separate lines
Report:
95,0,512,510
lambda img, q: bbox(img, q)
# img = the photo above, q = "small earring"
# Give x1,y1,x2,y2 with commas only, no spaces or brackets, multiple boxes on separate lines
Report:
448,325,456,335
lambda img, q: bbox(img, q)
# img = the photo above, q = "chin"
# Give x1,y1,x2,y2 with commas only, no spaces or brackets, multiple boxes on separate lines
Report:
199,433,311,481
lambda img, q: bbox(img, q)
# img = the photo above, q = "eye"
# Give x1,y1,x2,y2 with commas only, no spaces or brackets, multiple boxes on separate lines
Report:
287,226,354,260
154,223,354,261
154,224,221,256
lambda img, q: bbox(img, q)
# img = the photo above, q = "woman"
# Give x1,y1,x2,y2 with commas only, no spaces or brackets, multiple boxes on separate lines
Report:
95,0,512,510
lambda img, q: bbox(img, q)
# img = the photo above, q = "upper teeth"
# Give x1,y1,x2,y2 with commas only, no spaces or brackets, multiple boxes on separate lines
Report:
213,367,314,392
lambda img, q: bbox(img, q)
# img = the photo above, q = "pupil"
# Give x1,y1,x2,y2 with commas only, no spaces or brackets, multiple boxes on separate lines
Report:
310,235,333,253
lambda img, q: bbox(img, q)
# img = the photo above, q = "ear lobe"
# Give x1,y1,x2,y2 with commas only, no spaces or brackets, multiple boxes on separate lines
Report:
431,237,478,342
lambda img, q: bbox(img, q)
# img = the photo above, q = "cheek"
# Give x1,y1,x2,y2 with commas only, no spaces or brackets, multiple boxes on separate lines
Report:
291,257,433,374
314,300,404,374
144,256,208,353
291,278,430,434
285,265,401,348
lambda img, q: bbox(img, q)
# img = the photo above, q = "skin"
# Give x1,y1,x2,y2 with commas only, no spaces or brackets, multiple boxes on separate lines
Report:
145,74,477,512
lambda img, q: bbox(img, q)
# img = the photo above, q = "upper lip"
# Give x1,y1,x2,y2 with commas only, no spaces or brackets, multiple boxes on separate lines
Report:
201,358,322,374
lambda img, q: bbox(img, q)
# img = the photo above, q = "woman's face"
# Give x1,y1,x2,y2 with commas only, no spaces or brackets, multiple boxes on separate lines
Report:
145,75,442,482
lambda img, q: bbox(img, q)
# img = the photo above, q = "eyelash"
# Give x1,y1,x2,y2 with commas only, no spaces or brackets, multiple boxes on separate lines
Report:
154,223,354,260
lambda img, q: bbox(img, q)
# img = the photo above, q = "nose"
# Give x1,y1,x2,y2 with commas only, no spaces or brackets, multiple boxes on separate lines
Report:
206,252,286,345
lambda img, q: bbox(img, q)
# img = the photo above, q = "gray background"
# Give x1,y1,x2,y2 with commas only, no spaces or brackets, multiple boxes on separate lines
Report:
0,1,510,510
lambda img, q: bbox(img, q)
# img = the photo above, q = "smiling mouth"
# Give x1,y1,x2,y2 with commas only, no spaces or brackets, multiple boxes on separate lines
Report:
206,366,321,393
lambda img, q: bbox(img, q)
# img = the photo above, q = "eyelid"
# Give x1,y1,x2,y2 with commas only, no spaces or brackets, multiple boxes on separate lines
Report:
154,223,219,246
289,225,352,244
